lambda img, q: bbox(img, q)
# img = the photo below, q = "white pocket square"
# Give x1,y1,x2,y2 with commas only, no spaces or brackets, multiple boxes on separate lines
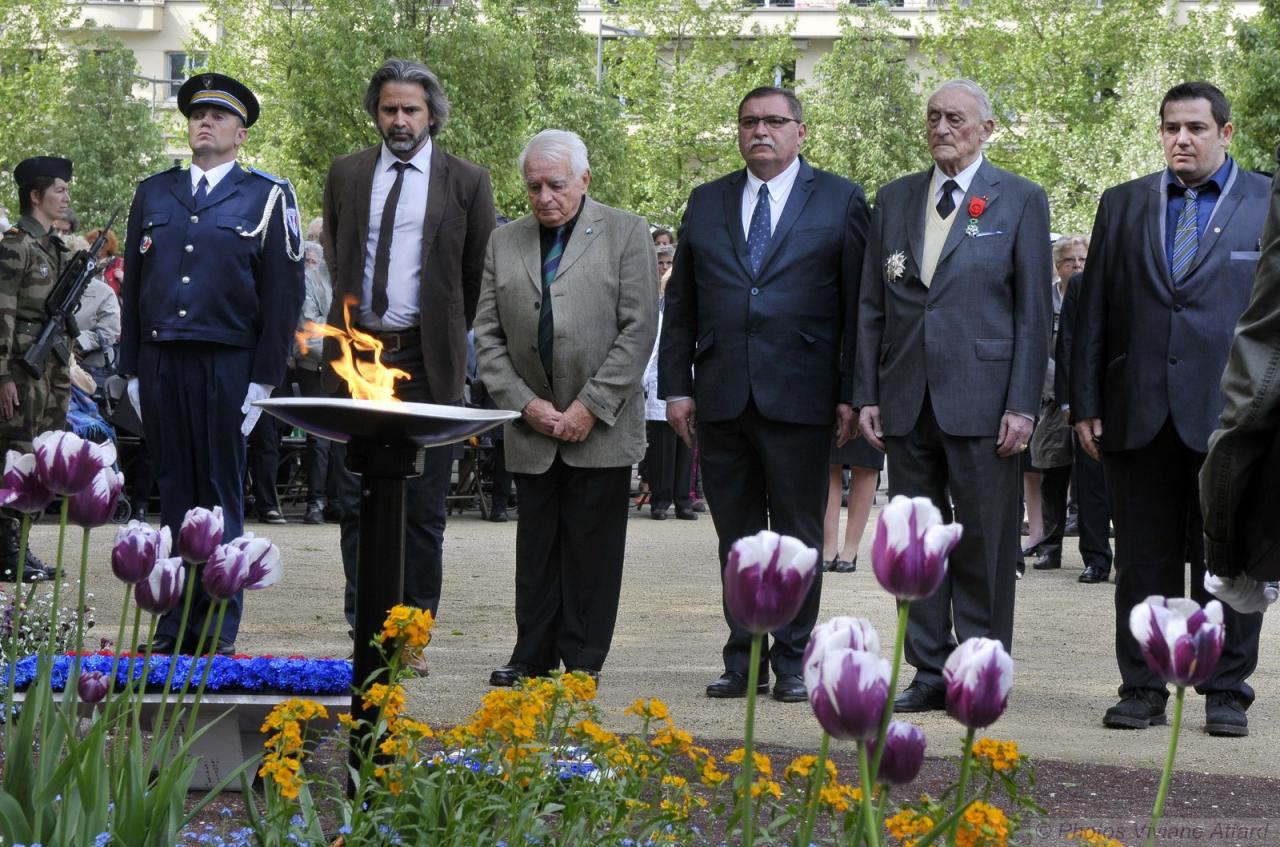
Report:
973,230,1005,238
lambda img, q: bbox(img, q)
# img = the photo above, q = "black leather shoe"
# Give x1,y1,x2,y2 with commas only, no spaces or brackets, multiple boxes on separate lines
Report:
215,640,236,656
488,508,509,523
1020,543,1040,558
303,504,325,525
1205,691,1249,737
1063,514,1080,537
144,635,179,654
1015,559,1025,579
650,508,667,520
258,509,287,525
772,673,807,702
1103,689,1167,729
1078,564,1110,584
1033,544,1062,570
894,681,945,713
490,663,545,687
674,507,698,521
832,556,857,574
706,671,769,699
565,667,600,683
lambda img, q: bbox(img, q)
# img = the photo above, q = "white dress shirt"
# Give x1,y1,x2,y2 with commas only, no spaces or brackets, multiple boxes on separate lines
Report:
930,154,984,215
190,160,237,194
357,140,432,331
741,156,801,239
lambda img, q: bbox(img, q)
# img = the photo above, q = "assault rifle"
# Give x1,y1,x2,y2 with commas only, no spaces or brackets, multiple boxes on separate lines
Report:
17,208,120,379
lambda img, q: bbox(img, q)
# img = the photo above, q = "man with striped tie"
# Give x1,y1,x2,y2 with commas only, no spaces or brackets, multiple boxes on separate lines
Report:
474,130,657,686
1072,81,1270,736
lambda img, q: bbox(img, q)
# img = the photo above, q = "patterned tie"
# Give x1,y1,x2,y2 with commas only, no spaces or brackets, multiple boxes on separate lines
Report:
936,178,959,218
746,184,771,275
1170,187,1199,284
193,175,209,205
371,161,409,317
539,226,567,379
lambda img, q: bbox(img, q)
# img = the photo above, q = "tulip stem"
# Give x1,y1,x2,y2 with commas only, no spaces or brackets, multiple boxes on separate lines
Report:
856,741,881,847
949,728,977,846
185,601,229,739
2,514,32,725
106,585,131,699
798,731,831,847
1144,686,1185,847
740,633,763,847
149,567,197,771
870,599,910,783
46,497,71,666
66,526,91,702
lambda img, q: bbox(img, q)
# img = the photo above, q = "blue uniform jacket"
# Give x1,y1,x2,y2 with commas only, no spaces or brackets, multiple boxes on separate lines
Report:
119,163,305,386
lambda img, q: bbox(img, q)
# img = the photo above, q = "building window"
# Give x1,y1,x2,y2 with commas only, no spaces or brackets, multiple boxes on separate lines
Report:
166,51,208,99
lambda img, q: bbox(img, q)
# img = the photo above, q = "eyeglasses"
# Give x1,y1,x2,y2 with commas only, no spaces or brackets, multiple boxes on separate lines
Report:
738,115,800,131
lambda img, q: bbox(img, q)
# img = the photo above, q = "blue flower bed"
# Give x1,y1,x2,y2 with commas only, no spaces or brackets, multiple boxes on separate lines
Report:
4,653,352,694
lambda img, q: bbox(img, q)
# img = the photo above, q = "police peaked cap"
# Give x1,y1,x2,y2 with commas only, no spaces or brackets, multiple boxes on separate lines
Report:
177,73,260,128
13,156,73,187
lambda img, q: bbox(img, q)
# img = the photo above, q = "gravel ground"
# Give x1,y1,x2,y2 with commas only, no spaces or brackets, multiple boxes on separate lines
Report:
40,495,1280,842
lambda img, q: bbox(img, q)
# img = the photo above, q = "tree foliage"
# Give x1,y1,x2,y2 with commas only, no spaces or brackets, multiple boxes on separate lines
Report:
802,4,929,202
922,0,1237,231
1231,0,1280,172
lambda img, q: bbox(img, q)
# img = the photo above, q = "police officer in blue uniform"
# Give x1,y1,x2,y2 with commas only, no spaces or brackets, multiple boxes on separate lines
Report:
119,73,304,654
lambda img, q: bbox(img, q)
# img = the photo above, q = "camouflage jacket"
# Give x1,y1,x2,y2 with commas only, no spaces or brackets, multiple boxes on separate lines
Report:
0,216,65,381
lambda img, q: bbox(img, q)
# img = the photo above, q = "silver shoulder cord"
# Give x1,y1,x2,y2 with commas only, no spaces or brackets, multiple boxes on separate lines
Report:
240,182,304,262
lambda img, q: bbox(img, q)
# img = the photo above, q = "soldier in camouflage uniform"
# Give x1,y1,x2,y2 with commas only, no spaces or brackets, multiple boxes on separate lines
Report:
0,156,75,581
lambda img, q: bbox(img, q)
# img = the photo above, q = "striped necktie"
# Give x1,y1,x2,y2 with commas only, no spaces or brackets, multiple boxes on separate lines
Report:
539,226,567,379
1170,187,1199,284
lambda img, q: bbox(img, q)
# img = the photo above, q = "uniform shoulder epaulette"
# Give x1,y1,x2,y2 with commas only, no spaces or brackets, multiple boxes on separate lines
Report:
139,163,183,185
3,225,25,239
249,167,290,186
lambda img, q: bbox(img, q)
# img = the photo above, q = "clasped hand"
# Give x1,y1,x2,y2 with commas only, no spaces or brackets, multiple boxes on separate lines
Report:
523,398,595,443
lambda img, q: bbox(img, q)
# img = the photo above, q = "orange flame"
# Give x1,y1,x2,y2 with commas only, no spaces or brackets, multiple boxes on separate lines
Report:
297,296,410,402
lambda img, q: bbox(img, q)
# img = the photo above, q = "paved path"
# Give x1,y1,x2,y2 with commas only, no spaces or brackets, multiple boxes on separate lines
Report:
52,501,1279,779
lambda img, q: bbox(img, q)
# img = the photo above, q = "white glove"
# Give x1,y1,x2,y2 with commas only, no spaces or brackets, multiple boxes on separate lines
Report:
126,377,141,418
1203,572,1279,615
240,382,273,437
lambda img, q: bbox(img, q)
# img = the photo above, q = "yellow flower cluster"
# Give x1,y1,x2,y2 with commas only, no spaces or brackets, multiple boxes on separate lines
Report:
362,683,407,720
818,781,864,814
379,604,434,650
885,808,936,847
374,716,434,796
784,754,838,783
1067,829,1125,847
624,697,670,724
971,737,1020,773
956,801,1010,847
724,747,772,777
258,698,329,801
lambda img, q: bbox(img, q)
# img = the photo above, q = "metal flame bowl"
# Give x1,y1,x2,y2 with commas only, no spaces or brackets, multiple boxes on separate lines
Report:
254,397,518,446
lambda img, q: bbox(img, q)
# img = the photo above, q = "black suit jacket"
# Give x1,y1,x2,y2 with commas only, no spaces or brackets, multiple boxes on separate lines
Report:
1072,165,1271,453
1054,272,1082,414
658,158,868,425
320,143,495,403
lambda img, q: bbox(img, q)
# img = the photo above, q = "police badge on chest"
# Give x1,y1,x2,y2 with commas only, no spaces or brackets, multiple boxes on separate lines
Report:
140,235,153,255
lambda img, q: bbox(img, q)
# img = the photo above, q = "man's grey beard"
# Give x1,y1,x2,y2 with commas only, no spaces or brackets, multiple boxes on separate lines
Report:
383,126,431,154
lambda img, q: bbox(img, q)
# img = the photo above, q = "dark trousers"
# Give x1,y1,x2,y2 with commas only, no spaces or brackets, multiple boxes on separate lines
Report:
289,366,331,506
247,392,282,515
885,394,1020,690
697,398,828,677
1073,434,1113,569
138,342,249,645
490,438,512,511
1039,463,1072,546
645,420,692,512
510,457,631,672
336,346,453,627
1104,418,1261,701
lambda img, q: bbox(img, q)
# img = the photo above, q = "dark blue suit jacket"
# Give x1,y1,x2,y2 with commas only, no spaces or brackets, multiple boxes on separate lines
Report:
658,158,868,425
1072,164,1271,453
120,163,305,386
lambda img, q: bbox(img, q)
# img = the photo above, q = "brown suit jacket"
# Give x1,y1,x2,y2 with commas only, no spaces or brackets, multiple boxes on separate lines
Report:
320,142,495,402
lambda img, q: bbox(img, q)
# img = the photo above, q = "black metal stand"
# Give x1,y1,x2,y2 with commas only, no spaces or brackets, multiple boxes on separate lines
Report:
343,437,423,789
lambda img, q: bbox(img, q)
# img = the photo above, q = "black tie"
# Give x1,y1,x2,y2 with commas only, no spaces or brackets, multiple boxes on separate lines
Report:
194,175,209,205
936,179,959,218
371,161,409,317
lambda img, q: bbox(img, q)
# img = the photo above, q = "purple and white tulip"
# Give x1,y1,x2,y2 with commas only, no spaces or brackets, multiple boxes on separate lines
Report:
875,721,927,785
32,431,116,496
0,450,56,514
77,670,109,703
201,543,246,601
807,648,891,741
870,495,963,601
1129,596,1225,688
111,522,170,584
723,530,819,634
229,533,282,590
943,637,1014,729
134,556,185,615
67,467,124,528
178,505,224,565
804,617,880,700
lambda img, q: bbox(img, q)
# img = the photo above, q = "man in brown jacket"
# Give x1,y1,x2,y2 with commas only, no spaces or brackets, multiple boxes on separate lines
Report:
321,59,496,653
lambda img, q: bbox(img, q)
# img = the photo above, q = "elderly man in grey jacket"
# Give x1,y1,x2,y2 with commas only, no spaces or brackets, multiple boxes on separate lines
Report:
475,129,657,687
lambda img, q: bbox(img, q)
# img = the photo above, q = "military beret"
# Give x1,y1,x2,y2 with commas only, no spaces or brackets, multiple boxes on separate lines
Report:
13,156,73,187
177,72,260,128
